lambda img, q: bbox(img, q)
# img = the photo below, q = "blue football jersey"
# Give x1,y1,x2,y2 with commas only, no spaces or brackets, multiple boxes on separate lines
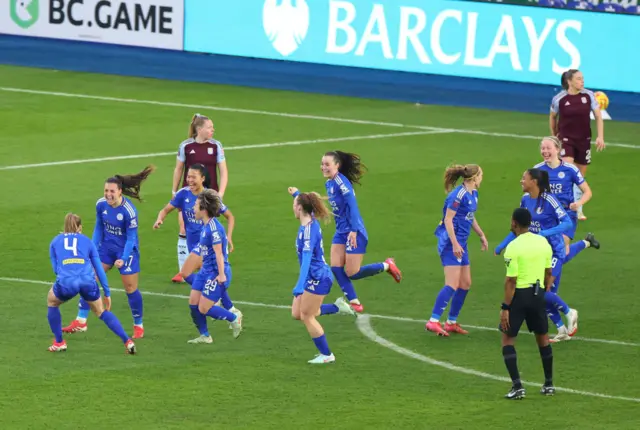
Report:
95,197,139,258
296,220,332,281
520,193,568,258
435,185,478,245
196,218,229,273
534,161,584,217
170,187,203,238
326,173,368,238
49,233,108,288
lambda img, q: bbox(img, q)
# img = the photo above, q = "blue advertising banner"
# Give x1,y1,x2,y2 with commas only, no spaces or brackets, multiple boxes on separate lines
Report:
184,0,640,93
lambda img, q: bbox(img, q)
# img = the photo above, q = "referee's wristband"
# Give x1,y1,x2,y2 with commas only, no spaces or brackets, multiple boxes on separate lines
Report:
501,303,511,311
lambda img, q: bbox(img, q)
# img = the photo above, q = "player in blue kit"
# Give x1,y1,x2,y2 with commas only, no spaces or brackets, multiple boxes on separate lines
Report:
288,189,356,364
154,166,241,342
317,151,402,314
179,189,243,341
495,168,579,343
63,166,154,339
426,164,489,336
47,214,136,354
536,137,600,262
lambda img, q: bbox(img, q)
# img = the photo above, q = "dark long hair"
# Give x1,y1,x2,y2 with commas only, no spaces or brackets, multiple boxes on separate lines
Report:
106,165,155,202
561,69,580,91
325,151,367,186
189,163,211,188
526,168,550,209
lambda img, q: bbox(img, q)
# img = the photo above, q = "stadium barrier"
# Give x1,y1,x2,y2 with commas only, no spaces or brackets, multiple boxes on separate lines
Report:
1,0,639,122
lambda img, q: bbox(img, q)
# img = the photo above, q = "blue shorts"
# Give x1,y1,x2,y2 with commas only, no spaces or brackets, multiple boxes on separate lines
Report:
293,276,333,298
99,247,140,275
565,213,578,240
439,244,470,267
192,267,232,296
551,251,564,279
186,233,201,253
332,231,368,255
53,278,100,302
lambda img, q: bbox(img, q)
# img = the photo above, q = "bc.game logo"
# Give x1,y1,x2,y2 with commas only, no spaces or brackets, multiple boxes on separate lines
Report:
11,0,39,29
263,0,309,57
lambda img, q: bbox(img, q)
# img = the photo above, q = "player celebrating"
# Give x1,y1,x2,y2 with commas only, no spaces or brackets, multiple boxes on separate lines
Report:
535,136,600,265
48,213,135,354
550,69,605,221
179,190,242,341
317,150,402,313
495,169,578,343
426,164,488,336
63,166,154,339
171,114,228,283
289,189,356,364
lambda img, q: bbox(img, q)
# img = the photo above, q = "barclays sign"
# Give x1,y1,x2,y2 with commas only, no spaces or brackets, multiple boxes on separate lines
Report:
184,0,640,93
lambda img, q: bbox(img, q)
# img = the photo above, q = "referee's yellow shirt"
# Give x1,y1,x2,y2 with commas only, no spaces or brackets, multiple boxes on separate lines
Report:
503,232,553,289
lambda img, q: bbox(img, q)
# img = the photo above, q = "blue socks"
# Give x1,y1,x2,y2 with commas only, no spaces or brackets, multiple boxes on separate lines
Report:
546,304,565,328
220,290,234,311
312,334,331,356
190,304,210,336
99,310,130,343
447,289,469,322
545,291,570,315
77,298,90,319
431,285,455,320
331,266,358,301
320,304,339,315
564,241,586,265
127,290,144,326
47,306,63,343
205,306,237,322
349,263,385,280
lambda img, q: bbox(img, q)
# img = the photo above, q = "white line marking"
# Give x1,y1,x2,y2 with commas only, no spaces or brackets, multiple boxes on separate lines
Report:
0,130,447,171
1,277,637,348
3,276,638,401
0,87,636,150
356,314,640,403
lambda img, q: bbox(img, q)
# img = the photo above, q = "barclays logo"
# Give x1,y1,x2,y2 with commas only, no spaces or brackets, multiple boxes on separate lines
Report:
263,0,309,56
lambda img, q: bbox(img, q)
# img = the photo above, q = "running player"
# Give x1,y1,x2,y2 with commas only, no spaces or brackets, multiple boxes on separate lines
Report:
495,169,578,343
63,166,154,339
48,213,135,354
289,189,356,364
426,164,489,336
550,69,605,220
314,150,402,313
171,114,228,282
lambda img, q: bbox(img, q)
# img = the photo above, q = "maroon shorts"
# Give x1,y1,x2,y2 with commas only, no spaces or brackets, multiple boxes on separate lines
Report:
560,136,592,165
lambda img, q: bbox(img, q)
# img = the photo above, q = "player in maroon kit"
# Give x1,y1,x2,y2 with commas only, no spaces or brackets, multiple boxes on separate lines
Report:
549,69,605,221
170,114,229,283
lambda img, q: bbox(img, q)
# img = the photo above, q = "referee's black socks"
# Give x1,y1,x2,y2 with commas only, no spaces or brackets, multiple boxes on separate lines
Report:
539,345,554,386
502,345,521,388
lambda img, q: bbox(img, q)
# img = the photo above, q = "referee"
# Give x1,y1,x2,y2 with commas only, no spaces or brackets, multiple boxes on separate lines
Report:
499,208,555,400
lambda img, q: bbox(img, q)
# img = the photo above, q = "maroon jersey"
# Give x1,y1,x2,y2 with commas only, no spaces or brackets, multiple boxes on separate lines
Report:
551,90,599,140
177,138,225,191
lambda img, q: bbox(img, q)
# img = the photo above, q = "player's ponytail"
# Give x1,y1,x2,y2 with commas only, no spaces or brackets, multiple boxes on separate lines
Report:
198,189,222,218
189,163,211,188
297,192,332,223
63,213,82,233
325,151,367,186
107,165,155,202
443,164,481,193
188,113,210,139
527,168,551,209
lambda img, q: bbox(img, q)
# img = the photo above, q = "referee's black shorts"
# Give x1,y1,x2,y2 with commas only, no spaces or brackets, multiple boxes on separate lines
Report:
505,287,548,338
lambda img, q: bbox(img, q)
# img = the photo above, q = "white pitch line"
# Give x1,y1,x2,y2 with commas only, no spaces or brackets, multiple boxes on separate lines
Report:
0,277,637,348
0,130,446,171
0,87,637,150
356,315,640,403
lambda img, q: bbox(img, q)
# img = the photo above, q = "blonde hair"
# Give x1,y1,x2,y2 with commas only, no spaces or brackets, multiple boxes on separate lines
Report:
296,192,332,223
443,164,481,193
188,113,210,139
64,213,82,233
542,136,562,159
